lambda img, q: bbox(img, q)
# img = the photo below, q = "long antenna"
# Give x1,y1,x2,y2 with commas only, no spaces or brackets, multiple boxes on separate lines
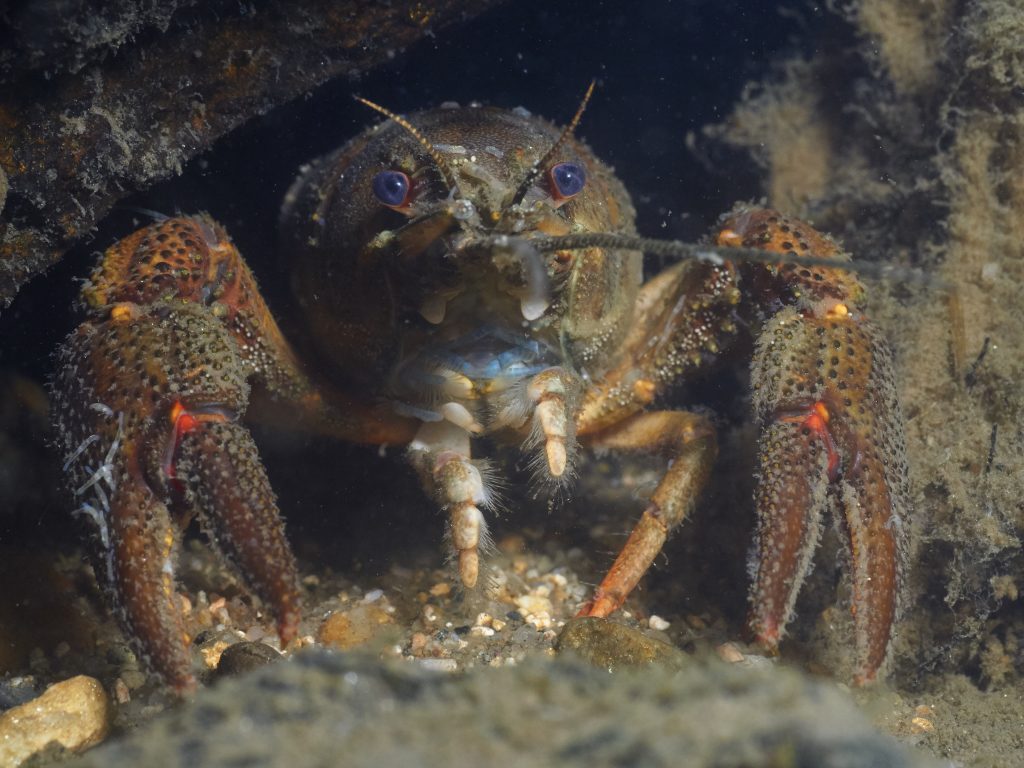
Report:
482,231,944,289
509,80,596,207
354,96,462,196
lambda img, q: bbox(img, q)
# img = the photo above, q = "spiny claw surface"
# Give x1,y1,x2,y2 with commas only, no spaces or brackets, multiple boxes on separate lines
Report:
53,218,302,692
723,210,911,683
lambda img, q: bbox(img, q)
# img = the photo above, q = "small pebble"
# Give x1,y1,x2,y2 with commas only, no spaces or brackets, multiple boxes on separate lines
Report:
193,629,237,670
418,658,458,672
685,614,707,630
120,669,147,691
713,643,773,671
911,704,936,734
526,611,553,630
980,262,1000,285
319,604,396,650
470,626,495,637
112,679,131,705
429,582,451,597
216,642,281,679
0,676,111,766
200,638,231,671
716,642,746,664
515,593,553,619
648,615,670,631
910,717,935,734
556,617,689,671
209,597,229,620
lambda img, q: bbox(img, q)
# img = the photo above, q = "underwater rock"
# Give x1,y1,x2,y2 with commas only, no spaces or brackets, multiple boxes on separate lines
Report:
0,675,111,766
214,642,281,680
556,616,690,672
65,650,931,768
0,0,501,309
318,604,397,650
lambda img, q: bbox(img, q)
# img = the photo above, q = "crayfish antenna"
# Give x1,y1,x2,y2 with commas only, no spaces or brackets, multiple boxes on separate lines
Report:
354,95,462,197
509,79,596,208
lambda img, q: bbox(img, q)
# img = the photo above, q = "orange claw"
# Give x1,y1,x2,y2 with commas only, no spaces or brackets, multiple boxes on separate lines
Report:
721,209,911,684
54,302,304,692
53,217,311,692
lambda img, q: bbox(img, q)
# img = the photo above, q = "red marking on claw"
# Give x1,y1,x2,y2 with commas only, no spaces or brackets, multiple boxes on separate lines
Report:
780,401,841,481
163,400,229,482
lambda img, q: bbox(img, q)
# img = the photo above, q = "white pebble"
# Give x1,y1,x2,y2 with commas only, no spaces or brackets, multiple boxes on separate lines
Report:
648,615,671,631
980,262,1001,285
526,611,553,630
419,658,458,672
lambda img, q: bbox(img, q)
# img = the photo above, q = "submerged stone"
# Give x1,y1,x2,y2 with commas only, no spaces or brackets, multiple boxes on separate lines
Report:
555,616,690,672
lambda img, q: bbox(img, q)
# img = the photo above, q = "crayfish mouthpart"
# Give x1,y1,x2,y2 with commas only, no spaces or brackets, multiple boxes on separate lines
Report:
500,237,551,321
520,295,550,321
441,401,484,434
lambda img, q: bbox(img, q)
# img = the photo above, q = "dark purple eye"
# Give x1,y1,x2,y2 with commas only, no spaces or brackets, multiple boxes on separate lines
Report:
372,170,412,208
549,162,586,201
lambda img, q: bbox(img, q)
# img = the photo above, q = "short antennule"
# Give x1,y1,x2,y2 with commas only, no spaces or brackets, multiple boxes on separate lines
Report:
509,80,596,208
354,96,462,197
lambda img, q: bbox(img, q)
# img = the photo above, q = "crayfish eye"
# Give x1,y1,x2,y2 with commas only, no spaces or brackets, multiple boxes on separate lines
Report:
372,170,412,208
548,162,586,201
